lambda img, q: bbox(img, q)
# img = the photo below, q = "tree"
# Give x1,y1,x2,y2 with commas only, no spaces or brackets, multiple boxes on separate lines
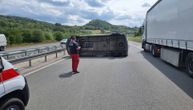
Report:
22,30,32,43
0,20,7,27
31,30,45,42
55,23,62,26
44,32,54,40
54,32,63,41
15,35,23,44
9,35,16,45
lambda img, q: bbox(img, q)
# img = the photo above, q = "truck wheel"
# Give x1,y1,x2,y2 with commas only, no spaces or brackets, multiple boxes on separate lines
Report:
144,48,148,52
151,46,160,57
152,46,157,57
0,98,25,110
142,41,147,52
142,43,147,52
185,53,193,77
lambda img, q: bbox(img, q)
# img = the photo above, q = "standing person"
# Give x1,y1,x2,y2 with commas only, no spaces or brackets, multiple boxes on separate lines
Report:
69,36,81,73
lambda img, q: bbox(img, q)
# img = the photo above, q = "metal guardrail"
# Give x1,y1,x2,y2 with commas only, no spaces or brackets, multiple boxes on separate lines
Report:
0,45,66,66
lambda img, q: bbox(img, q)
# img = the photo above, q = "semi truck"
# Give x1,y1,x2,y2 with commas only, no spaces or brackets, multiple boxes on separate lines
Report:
142,0,193,77
66,33,128,57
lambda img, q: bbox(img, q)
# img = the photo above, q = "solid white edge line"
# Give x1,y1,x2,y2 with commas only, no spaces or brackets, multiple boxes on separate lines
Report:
24,59,65,77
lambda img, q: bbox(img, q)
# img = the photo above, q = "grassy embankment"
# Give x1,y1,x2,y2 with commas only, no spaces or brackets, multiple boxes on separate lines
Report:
128,36,142,43
7,40,57,48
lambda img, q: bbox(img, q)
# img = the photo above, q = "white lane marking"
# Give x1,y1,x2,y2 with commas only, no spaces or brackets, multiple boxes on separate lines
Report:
24,59,65,77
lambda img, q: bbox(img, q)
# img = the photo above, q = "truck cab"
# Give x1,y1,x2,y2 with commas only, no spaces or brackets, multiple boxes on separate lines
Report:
0,57,29,110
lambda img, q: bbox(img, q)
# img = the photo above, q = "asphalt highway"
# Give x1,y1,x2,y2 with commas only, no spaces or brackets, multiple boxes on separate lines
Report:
26,42,193,110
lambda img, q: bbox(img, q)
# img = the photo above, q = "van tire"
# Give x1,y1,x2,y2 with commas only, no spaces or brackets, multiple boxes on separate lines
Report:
0,98,25,110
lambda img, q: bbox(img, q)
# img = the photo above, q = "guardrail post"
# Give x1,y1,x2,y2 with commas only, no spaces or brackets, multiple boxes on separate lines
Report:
47,47,49,52
29,59,32,67
6,55,9,60
55,46,57,50
45,55,47,62
56,52,58,58
37,49,40,54
25,50,27,56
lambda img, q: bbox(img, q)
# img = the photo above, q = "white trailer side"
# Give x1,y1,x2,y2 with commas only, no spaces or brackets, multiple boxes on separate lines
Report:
142,0,193,77
147,0,193,50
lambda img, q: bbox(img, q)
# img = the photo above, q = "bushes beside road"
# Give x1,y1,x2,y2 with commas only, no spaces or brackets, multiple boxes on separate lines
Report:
128,36,142,43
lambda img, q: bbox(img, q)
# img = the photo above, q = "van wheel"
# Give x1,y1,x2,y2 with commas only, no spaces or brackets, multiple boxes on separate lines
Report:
185,53,193,77
0,98,25,110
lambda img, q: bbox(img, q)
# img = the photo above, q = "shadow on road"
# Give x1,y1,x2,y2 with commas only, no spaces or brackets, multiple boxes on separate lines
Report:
64,55,128,60
59,72,73,78
141,51,193,99
80,56,127,60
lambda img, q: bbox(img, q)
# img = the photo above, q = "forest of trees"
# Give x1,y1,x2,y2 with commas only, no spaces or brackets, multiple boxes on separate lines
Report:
84,19,138,34
0,15,138,45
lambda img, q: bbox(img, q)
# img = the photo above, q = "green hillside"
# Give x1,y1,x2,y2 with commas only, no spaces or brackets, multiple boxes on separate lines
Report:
0,15,138,45
84,19,112,30
0,15,84,44
84,19,137,35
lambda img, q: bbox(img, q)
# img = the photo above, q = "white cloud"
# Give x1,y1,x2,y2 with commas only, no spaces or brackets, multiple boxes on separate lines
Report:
0,0,158,27
52,0,68,2
39,3,63,16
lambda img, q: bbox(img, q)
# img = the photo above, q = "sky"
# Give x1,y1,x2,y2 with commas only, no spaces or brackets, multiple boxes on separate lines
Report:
0,0,158,27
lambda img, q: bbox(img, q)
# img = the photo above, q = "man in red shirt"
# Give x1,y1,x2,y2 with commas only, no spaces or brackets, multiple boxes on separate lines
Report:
69,36,81,73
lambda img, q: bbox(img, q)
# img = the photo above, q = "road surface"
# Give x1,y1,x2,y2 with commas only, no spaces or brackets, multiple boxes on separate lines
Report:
26,42,193,110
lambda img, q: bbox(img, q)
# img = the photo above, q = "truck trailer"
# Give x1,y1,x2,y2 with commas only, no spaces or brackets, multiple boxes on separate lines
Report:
142,0,193,77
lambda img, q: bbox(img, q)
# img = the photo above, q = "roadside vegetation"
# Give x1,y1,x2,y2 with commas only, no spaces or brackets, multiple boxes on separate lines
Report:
0,15,138,46
128,26,143,43
128,36,142,42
